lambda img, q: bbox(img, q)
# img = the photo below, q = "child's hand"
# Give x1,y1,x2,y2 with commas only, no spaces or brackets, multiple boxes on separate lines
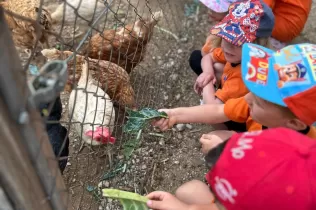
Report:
146,191,189,210
200,130,235,154
194,72,216,95
151,109,177,131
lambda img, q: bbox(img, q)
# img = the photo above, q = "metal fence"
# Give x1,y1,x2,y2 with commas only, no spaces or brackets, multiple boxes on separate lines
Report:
0,0,201,209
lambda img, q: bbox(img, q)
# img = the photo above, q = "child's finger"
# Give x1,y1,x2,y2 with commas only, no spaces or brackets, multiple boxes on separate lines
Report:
146,191,166,200
152,118,164,127
212,77,217,85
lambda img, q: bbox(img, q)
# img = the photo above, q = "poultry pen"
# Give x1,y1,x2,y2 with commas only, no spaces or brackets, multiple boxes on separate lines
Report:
1,0,316,209
0,0,216,210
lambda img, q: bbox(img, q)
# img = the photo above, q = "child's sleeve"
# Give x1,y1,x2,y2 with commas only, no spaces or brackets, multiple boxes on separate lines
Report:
211,48,227,64
215,73,249,103
223,97,250,123
271,0,312,42
246,117,263,131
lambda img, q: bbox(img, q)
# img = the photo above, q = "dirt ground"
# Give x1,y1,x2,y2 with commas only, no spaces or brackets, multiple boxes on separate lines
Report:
19,0,316,209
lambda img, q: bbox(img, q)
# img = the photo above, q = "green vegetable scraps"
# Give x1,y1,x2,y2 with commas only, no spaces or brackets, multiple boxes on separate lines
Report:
123,108,168,134
102,189,149,210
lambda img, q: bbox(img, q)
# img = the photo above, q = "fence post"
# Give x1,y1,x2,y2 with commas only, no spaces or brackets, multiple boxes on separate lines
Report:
0,6,68,210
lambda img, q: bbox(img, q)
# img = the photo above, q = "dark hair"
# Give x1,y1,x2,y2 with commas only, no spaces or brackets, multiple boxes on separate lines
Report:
204,139,229,168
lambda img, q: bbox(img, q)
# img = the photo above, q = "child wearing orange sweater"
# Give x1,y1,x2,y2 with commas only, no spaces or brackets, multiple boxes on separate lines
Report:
191,0,274,131
153,43,316,153
198,0,312,51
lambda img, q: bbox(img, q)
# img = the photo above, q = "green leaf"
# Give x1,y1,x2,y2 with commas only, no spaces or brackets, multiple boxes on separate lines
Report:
124,108,168,134
102,189,149,210
123,129,142,160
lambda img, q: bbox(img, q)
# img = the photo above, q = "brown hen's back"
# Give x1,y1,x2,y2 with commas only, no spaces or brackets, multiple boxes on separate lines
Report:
84,11,163,74
41,49,135,109
1,0,52,50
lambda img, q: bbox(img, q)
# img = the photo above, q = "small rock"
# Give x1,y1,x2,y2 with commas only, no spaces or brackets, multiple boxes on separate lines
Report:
176,124,185,132
159,139,165,146
66,162,71,166
141,165,147,170
164,95,169,100
170,73,179,81
177,133,183,139
98,181,110,188
175,94,181,100
166,60,175,68
158,60,164,65
186,124,193,130
136,159,140,163
174,161,180,165
177,49,183,54
72,178,76,182
118,155,124,160
180,37,188,43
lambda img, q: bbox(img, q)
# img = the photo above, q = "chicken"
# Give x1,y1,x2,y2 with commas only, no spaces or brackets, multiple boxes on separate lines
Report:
41,48,136,109
0,0,52,56
68,60,116,146
50,0,107,40
83,10,163,73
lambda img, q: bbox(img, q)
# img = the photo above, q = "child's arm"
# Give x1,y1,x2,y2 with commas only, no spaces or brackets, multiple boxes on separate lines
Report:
201,53,215,73
152,104,230,131
194,54,216,94
202,83,223,104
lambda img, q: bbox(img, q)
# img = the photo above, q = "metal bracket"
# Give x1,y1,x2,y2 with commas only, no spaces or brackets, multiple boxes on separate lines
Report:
28,60,68,108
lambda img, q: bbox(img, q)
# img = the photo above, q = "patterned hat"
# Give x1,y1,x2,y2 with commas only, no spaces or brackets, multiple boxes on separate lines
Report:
210,0,274,46
199,0,238,13
242,43,316,125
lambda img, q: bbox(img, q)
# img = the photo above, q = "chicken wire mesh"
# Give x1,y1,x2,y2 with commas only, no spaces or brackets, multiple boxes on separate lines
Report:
0,0,207,209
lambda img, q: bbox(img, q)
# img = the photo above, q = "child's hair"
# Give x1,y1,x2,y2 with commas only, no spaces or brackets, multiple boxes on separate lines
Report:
203,34,222,53
204,140,228,168
252,37,272,49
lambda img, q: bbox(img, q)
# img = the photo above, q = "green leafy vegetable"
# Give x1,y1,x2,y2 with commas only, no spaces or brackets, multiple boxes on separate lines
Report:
123,129,142,160
102,189,149,210
124,108,168,134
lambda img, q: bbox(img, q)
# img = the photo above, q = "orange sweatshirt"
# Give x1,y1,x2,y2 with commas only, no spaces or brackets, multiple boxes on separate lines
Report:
212,48,249,103
263,0,312,42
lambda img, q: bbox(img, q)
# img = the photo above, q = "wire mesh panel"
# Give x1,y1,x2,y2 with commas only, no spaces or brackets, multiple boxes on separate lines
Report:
0,0,211,209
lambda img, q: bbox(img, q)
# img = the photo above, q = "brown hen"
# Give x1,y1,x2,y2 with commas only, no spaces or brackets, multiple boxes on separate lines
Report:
83,10,163,73
41,48,136,109
0,0,52,55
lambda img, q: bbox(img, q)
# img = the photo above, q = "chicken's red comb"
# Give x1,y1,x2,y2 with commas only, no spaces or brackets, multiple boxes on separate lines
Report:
85,126,116,144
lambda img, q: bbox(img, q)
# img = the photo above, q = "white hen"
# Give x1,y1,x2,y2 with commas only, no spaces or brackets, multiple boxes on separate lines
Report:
68,59,116,146
51,0,108,38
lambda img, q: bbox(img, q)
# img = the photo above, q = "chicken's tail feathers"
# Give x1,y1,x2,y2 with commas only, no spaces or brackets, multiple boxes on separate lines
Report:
35,7,53,30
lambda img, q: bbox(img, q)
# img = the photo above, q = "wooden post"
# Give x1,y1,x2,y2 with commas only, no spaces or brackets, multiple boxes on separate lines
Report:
0,97,53,210
0,6,68,210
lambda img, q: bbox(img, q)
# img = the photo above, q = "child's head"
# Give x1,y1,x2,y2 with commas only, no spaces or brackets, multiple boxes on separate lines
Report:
206,127,316,210
199,0,237,21
242,43,316,128
210,0,274,63
244,92,305,129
